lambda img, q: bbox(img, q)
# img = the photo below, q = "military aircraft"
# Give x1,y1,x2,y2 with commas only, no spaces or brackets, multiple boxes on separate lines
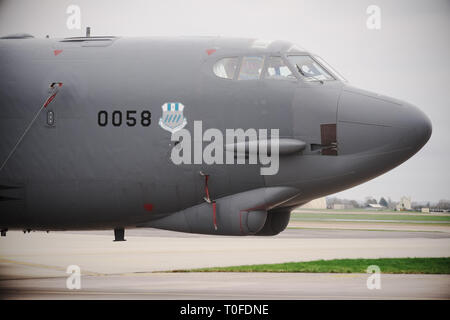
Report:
0,33,432,240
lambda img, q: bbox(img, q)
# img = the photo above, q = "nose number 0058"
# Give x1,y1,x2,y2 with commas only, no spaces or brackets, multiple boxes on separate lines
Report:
98,110,151,127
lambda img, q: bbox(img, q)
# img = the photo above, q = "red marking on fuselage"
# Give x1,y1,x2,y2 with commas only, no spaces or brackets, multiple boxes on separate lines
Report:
212,202,217,230
204,175,210,200
144,203,154,211
43,93,57,108
206,48,216,55
54,50,63,56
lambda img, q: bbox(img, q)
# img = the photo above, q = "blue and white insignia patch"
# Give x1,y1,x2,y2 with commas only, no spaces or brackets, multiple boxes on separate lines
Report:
158,102,187,133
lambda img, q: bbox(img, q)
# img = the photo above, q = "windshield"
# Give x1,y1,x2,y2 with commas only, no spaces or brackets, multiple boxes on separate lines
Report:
313,55,347,82
287,55,334,82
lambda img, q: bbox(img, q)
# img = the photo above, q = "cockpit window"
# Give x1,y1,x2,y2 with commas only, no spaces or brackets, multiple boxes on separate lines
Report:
265,56,295,80
213,57,239,79
238,56,264,80
313,55,347,82
287,55,334,82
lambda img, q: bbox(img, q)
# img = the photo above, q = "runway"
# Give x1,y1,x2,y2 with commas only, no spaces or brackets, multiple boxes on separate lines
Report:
0,224,449,299
1,273,449,300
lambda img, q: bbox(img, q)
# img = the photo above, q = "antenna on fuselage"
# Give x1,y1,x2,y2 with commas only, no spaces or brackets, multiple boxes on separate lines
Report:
0,82,63,173
86,26,91,37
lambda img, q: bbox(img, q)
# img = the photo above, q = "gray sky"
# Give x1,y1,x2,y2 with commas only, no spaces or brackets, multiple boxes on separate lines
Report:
0,0,449,203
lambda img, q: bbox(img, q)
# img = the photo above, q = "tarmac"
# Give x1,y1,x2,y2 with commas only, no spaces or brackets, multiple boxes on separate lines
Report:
0,223,449,299
1,272,449,300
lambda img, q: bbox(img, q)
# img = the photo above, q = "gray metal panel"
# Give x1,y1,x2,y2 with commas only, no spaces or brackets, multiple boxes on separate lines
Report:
0,37,432,233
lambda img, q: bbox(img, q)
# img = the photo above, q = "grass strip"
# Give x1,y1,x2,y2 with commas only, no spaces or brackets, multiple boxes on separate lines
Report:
174,257,450,274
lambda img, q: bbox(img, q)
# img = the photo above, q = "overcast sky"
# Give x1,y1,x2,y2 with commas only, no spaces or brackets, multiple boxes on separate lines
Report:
0,0,449,203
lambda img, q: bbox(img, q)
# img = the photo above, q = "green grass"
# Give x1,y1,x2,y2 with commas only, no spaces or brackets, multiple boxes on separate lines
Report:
175,258,450,274
298,208,399,213
290,212,450,223
286,227,444,232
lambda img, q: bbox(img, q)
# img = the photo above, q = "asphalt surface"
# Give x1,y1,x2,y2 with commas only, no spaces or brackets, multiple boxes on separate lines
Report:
0,225,449,299
1,272,449,300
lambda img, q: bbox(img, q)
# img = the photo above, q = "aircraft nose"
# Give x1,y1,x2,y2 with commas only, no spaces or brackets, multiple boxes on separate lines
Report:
337,87,432,156
402,102,432,152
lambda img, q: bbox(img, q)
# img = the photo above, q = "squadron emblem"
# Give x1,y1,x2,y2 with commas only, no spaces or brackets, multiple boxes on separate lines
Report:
158,102,187,134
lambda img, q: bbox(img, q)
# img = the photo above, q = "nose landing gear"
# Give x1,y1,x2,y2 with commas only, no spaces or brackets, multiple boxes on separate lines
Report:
113,228,126,242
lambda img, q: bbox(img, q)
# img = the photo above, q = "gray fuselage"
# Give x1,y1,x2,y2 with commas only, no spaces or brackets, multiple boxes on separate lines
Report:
0,36,432,234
